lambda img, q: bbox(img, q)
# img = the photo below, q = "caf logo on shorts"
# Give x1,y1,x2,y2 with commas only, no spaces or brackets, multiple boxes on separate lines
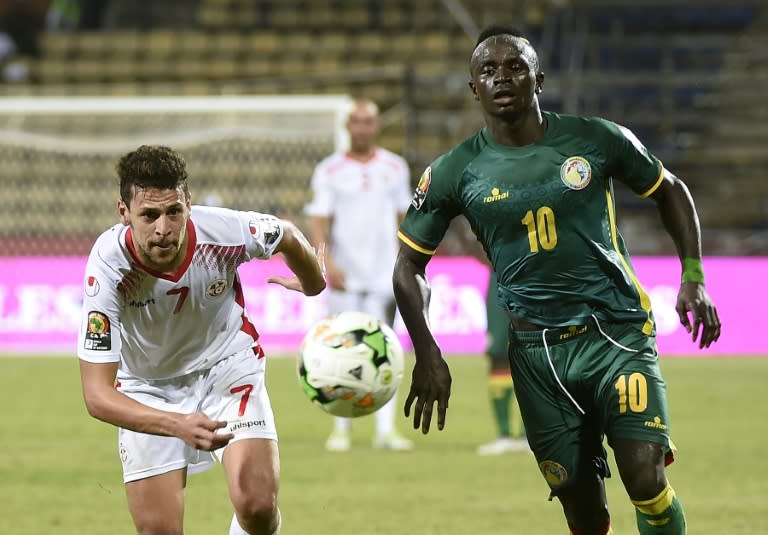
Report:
539,460,569,487
560,156,591,190
206,279,227,299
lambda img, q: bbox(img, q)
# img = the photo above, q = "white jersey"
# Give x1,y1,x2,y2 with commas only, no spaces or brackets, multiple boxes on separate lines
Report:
304,147,412,294
77,205,284,381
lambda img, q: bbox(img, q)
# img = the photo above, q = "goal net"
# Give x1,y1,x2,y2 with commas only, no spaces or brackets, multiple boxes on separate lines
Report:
0,94,354,255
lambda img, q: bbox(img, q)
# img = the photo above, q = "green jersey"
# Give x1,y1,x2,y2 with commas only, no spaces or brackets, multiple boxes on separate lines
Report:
398,111,663,334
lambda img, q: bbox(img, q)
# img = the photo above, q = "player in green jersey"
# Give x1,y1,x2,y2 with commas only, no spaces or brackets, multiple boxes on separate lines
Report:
393,25,721,535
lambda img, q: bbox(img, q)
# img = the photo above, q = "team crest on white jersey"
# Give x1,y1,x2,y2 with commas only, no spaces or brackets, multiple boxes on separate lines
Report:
206,279,227,299
249,217,282,246
560,157,591,190
411,166,432,210
85,275,100,297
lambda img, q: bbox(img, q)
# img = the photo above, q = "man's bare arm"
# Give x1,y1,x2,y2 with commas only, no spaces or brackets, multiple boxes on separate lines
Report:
79,360,233,451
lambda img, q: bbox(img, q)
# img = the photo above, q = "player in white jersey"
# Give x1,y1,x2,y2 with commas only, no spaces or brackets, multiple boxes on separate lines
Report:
305,98,414,452
77,145,326,535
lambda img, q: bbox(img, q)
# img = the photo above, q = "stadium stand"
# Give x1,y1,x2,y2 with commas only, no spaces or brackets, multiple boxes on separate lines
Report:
0,0,765,255
568,1,767,253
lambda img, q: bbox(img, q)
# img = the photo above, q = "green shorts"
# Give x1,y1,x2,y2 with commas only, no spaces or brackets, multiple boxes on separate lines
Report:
486,272,510,361
507,319,671,493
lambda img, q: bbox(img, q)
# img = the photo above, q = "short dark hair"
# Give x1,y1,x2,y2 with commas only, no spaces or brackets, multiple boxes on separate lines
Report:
474,24,526,48
471,24,540,74
117,145,189,204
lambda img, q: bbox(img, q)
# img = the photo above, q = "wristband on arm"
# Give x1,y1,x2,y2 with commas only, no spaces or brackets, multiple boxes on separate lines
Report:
681,257,705,284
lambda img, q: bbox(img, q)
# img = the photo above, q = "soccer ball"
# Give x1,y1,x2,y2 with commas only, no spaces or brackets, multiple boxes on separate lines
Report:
297,311,404,418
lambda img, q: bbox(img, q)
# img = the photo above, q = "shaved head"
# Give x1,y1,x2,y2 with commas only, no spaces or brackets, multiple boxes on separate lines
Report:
348,98,379,119
345,98,381,155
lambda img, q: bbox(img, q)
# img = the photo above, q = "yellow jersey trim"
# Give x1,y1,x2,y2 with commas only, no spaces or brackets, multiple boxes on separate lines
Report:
397,230,437,255
638,165,665,198
606,188,654,335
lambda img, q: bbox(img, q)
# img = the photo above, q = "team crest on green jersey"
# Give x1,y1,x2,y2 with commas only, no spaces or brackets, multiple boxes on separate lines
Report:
560,157,592,190
411,166,432,210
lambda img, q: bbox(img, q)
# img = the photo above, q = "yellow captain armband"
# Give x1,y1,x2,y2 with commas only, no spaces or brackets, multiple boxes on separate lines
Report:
681,257,705,284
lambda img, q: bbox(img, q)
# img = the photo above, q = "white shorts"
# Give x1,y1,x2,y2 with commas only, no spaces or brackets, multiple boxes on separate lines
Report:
116,347,277,483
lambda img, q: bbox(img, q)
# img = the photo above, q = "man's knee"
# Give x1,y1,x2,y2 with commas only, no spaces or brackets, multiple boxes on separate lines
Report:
225,439,280,531
563,502,611,535
231,486,278,532
560,498,610,534
621,466,666,501
133,515,183,535
566,510,611,535
126,472,185,535
557,474,610,535
613,439,667,501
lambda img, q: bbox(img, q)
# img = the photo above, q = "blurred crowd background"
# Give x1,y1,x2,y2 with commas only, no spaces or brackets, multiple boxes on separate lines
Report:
0,0,766,256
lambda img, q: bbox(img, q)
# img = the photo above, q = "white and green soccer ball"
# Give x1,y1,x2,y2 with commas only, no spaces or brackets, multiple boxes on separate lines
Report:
297,311,404,418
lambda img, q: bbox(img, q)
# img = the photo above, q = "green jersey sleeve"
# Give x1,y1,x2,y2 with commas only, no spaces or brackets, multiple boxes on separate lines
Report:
599,118,664,197
398,136,481,254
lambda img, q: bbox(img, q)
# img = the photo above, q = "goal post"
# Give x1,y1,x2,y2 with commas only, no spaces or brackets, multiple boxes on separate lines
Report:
0,94,354,255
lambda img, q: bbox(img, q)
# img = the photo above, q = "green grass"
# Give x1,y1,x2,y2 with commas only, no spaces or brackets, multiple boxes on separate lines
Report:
1,355,766,534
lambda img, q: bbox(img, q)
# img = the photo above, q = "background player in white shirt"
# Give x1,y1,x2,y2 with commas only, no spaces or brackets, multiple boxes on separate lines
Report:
77,145,326,535
305,98,414,452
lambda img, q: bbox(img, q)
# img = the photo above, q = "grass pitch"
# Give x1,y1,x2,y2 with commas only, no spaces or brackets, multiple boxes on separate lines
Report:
1,355,766,534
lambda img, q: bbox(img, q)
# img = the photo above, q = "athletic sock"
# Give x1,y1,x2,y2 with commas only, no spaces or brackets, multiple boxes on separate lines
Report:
333,416,351,433
374,395,396,436
632,484,687,534
228,508,281,535
488,372,514,437
229,513,247,535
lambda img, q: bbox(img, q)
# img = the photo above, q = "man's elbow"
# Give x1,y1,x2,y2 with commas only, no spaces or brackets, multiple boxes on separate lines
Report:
304,278,326,297
81,389,109,422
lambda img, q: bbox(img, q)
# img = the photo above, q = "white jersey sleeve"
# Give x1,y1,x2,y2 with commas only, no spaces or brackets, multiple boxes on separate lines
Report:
199,205,284,261
393,153,413,213
77,225,128,365
77,206,285,380
304,155,336,217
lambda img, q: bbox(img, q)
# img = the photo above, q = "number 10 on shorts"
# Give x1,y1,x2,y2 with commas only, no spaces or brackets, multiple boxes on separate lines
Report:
614,373,648,413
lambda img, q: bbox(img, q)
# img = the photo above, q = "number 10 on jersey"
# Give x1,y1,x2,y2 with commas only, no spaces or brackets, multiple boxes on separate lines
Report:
522,206,558,252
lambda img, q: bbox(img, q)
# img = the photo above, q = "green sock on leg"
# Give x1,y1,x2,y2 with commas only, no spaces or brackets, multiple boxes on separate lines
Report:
488,374,513,437
632,484,687,535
